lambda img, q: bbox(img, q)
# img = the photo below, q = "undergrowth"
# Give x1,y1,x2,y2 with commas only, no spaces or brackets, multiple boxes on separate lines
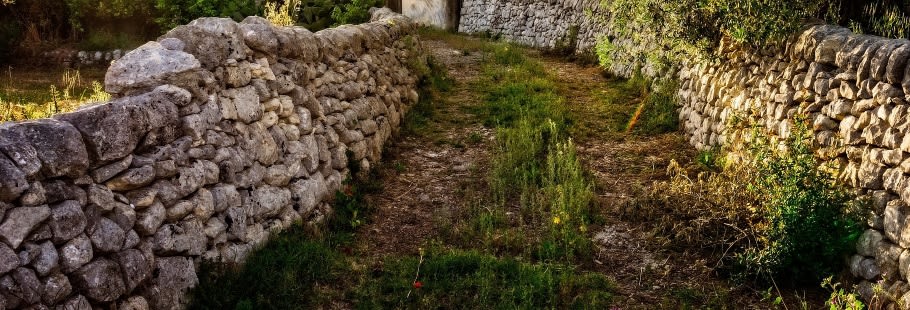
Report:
628,118,864,286
461,43,595,263
356,249,614,309
0,68,109,121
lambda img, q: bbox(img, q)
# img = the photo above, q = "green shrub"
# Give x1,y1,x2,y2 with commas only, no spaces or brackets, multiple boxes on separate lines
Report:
734,119,863,284
154,0,260,30
330,0,382,26
77,29,144,50
631,118,863,286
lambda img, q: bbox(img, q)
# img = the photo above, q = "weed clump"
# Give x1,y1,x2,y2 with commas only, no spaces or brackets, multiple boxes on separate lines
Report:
630,118,864,286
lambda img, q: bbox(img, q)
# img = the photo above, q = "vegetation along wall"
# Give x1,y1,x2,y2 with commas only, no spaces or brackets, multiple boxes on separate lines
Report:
0,8,425,309
460,0,910,303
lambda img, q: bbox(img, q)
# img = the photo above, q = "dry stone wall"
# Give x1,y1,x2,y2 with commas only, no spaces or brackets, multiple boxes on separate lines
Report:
0,8,424,309
460,0,910,303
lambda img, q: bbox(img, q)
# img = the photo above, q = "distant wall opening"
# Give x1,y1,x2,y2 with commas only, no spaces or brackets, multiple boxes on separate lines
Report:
402,0,456,29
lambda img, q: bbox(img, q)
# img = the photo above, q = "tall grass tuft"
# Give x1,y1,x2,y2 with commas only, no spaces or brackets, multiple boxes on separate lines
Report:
264,0,300,27
477,44,594,263
0,69,109,122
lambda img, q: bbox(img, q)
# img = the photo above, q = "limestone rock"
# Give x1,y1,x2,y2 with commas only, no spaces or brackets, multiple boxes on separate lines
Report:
119,296,150,310
91,156,133,185
135,202,166,236
88,217,126,253
3,119,88,179
49,200,87,243
41,273,71,305
29,241,58,276
142,256,197,309
72,258,126,302
56,294,91,310
9,267,41,304
106,166,156,191
113,249,152,293
245,186,291,220
59,234,92,272
161,17,247,70
153,218,206,255
0,206,50,249
105,41,201,95
0,126,41,178
0,155,27,203
210,185,240,213
857,229,883,257
0,244,18,274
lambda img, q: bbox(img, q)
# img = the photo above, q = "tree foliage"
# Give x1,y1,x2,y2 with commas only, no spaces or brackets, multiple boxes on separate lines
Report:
599,0,910,72
154,0,261,30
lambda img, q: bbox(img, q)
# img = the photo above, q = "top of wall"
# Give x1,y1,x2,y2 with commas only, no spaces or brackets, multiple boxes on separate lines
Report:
0,8,425,309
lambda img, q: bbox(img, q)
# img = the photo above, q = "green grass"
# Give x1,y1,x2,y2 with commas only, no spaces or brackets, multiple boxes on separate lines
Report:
189,227,346,310
571,71,679,142
460,43,594,264
190,32,617,309
356,249,614,309
0,67,110,121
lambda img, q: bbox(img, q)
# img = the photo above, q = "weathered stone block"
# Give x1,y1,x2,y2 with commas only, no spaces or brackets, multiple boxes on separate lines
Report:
0,206,50,249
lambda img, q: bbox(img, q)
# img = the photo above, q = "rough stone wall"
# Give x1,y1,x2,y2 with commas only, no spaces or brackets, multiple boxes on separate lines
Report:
458,0,661,77
677,25,910,301
459,0,910,303
0,8,424,309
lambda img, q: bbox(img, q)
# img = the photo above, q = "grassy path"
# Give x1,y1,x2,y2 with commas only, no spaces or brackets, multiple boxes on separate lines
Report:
189,31,828,309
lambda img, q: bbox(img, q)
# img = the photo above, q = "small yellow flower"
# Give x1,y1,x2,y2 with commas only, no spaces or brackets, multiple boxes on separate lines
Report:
579,225,587,233
553,217,561,225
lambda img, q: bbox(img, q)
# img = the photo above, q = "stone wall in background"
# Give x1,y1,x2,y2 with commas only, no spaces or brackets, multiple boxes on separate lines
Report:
460,0,910,304
42,49,131,68
0,8,424,309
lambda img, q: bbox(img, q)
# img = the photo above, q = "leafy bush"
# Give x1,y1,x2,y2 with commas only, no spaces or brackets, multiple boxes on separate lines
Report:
331,0,382,26
295,0,336,30
598,0,910,76
735,119,863,284
630,119,863,285
154,0,260,29
64,0,156,33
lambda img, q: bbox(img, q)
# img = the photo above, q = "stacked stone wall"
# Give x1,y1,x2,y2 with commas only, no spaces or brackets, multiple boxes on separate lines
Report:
460,0,910,302
0,8,424,309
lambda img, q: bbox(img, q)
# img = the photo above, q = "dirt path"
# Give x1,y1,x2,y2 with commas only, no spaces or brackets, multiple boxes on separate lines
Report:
351,36,824,308
352,38,493,260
